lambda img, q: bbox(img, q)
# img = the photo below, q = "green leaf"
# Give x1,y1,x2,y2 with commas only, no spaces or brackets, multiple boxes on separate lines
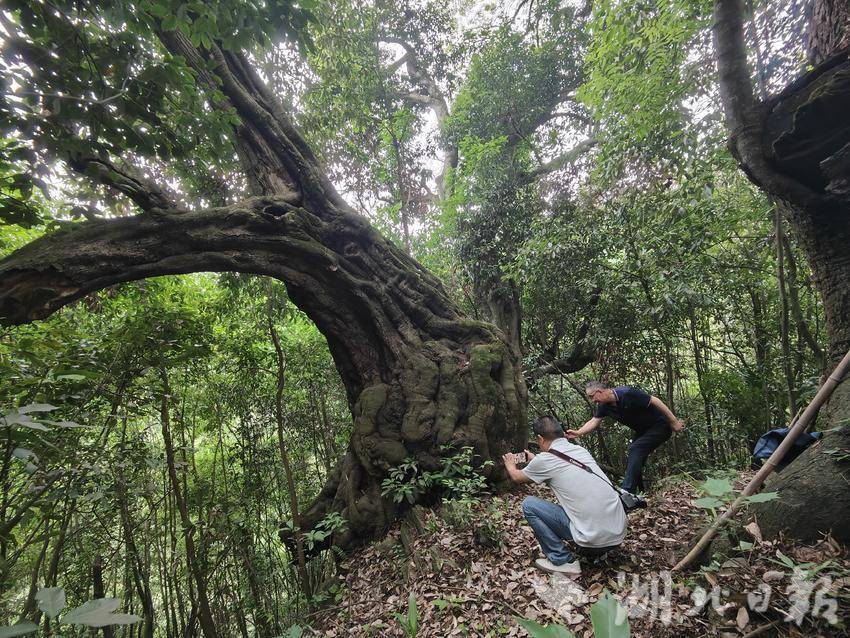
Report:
148,3,170,18
744,492,778,503
11,448,35,461
18,403,59,414
776,551,795,569
701,477,733,497
515,617,576,637
736,541,754,551
0,623,38,638
62,599,142,627
36,586,66,619
693,496,724,509
590,593,630,638
407,592,418,635
1,413,50,431
162,14,178,31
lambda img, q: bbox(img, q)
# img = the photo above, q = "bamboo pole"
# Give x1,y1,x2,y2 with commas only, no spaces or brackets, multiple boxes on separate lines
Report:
673,348,850,572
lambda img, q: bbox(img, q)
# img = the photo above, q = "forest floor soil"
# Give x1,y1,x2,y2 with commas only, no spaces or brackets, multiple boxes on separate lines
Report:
310,473,849,637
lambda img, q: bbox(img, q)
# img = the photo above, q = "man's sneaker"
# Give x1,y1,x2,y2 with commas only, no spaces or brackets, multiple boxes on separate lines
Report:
534,557,581,575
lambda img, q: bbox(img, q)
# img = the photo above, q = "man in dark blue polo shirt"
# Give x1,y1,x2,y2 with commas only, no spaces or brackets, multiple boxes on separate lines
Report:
565,381,684,493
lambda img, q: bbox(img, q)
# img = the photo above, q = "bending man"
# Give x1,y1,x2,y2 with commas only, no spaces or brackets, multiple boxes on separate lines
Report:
503,416,627,575
567,381,683,494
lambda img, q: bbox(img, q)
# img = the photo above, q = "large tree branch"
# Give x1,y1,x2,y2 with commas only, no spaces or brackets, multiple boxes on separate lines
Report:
515,137,597,186
66,155,175,213
386,52,410,76
712,0,824,206
525,347,595,382
380,36,450,122
0,192,496,395
0,196,289,324
155,29,340,208
380,35,457,198
525,289,601,383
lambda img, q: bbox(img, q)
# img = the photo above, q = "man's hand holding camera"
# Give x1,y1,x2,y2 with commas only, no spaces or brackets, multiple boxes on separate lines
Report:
502,450,535,468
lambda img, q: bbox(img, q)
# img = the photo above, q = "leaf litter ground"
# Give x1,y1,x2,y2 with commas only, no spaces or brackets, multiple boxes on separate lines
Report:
310,475,849,637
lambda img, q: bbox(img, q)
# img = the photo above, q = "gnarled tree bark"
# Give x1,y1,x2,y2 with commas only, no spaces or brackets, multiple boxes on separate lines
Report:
0,29,526,551
712,0,850,541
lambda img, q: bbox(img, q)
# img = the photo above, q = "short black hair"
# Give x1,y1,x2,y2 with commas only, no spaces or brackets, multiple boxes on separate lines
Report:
532,415,564,441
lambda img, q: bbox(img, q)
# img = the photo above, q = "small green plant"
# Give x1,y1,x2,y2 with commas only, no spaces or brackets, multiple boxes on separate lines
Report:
442,495,477,528
436,446,493,500
473,498,505,547
310,581,344,607
431,595,465,612
381,456,434,504
699,558,721,575
395,592,419,637
284,511,349,552
381,446,493,506
768,550,836,579
693,475,778,519
516,592,629,637
425,511,442,535
280,625,304,638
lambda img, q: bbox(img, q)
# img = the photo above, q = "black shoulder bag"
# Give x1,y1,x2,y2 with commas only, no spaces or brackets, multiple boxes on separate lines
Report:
545,447,647,513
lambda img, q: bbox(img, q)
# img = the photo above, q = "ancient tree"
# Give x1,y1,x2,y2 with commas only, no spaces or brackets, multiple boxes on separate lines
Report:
712,0,850,540
0,3,526,549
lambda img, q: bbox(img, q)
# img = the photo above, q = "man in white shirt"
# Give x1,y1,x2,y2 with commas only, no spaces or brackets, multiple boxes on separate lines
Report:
503,415,627,575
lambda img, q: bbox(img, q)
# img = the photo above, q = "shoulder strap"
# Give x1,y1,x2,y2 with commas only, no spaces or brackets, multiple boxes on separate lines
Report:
546,447,593,472
545,447,620,496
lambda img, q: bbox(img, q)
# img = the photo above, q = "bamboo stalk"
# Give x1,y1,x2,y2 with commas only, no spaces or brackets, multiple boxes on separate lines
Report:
673,348,850,572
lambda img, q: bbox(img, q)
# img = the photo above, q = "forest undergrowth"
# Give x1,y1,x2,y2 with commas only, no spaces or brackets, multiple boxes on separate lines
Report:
308,474,849,637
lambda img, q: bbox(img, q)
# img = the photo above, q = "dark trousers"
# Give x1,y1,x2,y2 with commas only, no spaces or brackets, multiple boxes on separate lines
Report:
621,424,671,493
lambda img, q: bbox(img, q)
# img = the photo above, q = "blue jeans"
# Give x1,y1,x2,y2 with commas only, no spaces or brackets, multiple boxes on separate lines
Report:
522,496,575,565
622,424,671,493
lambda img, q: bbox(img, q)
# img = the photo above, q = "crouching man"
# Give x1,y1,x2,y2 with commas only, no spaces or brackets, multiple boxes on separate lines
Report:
503,415,627,575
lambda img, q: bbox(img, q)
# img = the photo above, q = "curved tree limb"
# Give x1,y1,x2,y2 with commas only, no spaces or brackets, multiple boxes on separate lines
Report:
379,35,457,198
713,0,829,207
515,137,597,186
66,155,175,213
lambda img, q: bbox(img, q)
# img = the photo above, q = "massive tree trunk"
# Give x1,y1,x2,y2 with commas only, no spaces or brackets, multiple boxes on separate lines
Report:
0,30,526,550
713,0,850,541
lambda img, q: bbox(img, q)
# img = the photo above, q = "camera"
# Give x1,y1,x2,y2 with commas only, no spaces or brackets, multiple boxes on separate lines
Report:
618,489,648,511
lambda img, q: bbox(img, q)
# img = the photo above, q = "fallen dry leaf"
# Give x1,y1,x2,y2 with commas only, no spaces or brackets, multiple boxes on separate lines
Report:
744,521,763,543
736,606,749,629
